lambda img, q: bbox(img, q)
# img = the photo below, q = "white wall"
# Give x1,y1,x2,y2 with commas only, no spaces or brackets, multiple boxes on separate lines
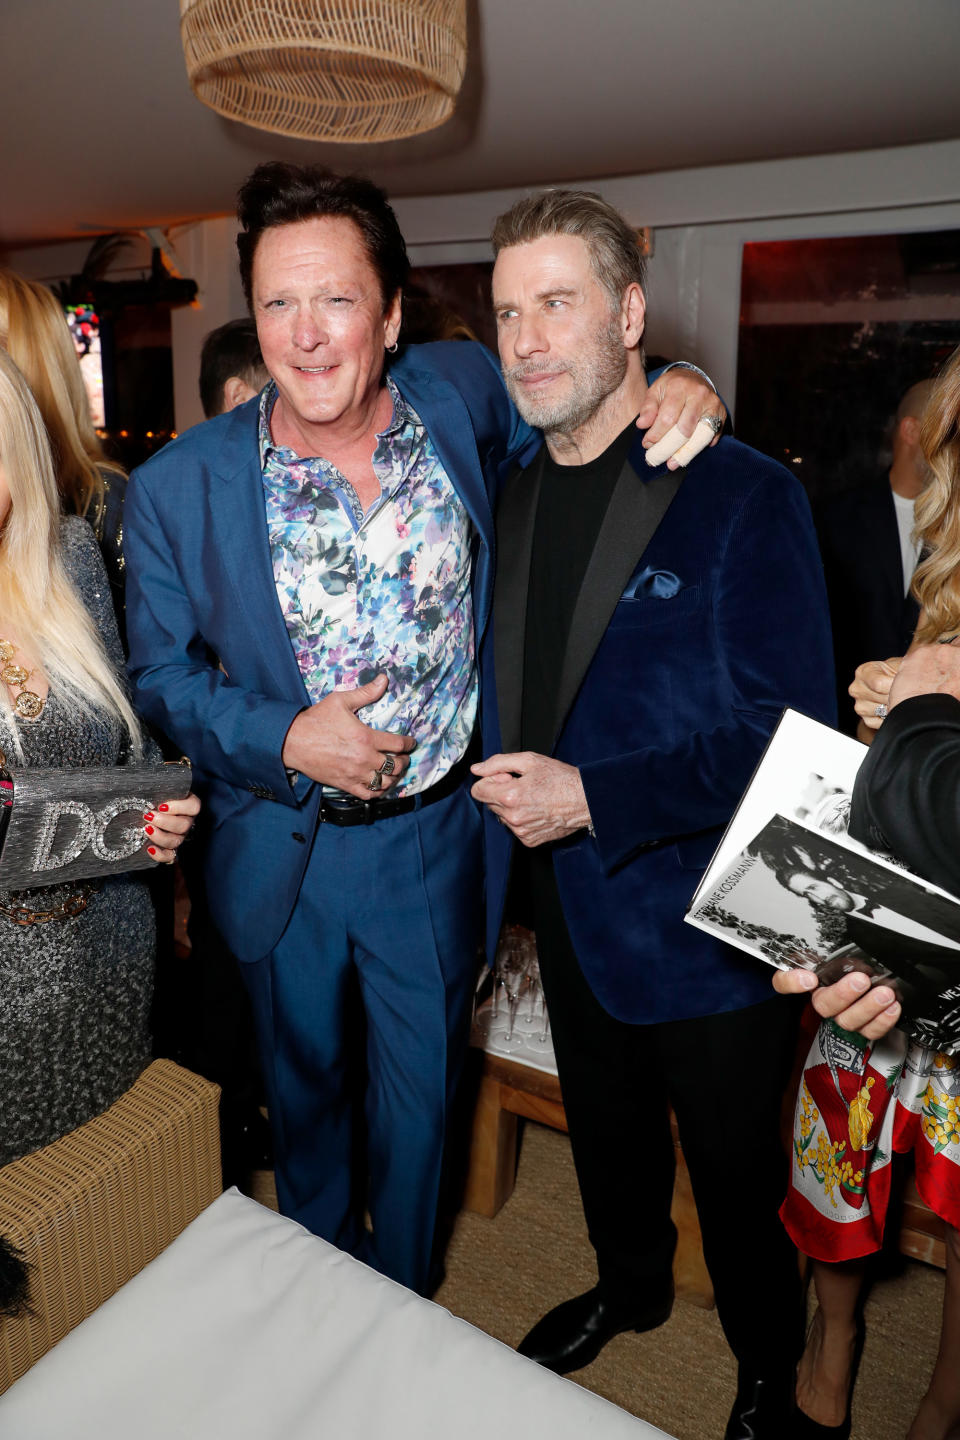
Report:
391,136,960,413
6,136,960,432
167,217,247,435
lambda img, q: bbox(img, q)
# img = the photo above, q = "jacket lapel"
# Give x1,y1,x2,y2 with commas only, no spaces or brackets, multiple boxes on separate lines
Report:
550,454,682,749
389,365,497,641
211,402,310,704
494,448,545,753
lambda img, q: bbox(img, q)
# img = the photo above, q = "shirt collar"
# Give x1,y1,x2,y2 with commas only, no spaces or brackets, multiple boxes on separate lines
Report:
258,375,419,473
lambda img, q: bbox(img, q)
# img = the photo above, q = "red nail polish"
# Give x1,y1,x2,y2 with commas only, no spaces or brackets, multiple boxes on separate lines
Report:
145,825,154,835
158,803,169,812
143,811,154,821
147,846,156,856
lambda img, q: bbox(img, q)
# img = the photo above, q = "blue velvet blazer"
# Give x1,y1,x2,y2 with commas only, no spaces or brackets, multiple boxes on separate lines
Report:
481,431,837,1025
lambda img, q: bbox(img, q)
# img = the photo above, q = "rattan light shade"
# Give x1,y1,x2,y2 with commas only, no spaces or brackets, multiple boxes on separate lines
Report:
180,0,467,143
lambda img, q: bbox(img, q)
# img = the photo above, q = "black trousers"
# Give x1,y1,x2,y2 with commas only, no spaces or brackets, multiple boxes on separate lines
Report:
529,853,804,1369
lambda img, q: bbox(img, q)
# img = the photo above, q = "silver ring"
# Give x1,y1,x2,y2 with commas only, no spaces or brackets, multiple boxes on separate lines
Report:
874,703,888,719
379,754,396,776
368,770,383,792
698,413,723,436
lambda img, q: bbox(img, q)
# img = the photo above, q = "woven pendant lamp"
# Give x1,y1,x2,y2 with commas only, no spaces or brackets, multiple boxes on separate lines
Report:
180,0,467,143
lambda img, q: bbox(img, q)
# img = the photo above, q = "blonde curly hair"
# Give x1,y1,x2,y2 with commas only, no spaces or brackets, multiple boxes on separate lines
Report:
0,350,140,759
0,268,124,528
912,346,960,643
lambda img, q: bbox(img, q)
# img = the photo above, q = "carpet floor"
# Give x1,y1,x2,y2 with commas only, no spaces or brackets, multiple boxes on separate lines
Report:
432,1121,943,1440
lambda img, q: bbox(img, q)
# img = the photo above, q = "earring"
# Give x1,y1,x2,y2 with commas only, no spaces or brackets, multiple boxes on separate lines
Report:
386,341,399,354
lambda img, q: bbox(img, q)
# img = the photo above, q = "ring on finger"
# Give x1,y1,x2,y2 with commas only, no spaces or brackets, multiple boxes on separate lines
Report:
378,754,396,776
369,770,383,792
698,413,723,436
874,703,887,719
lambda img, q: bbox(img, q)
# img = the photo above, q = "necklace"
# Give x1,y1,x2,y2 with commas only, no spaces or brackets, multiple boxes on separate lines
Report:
0,639,45,719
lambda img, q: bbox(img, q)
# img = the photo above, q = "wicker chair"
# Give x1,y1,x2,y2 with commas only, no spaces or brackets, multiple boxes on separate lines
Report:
0,1059,221,1394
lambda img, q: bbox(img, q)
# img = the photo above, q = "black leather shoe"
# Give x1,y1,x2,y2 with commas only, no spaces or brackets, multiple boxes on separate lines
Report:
517,1282,673,1375
724,1366,797,1440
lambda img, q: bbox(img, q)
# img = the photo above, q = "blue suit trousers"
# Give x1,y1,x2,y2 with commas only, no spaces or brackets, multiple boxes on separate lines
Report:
240,785,482,1294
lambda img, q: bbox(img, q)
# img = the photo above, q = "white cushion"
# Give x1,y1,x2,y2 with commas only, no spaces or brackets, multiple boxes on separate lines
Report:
0,1188,670,1439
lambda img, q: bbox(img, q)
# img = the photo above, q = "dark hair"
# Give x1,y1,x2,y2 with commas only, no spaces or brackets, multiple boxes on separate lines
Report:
236,163,409,312
490,188,647,309
199,318,268,419
774,864,817,895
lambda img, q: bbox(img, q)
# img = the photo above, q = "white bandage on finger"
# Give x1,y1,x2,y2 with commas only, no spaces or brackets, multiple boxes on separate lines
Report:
669,417,721,469
643,422,690,468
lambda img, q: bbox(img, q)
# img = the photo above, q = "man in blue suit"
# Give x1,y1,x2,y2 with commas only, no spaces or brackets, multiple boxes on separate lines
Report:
470,189,836,1437
123,164,719,1296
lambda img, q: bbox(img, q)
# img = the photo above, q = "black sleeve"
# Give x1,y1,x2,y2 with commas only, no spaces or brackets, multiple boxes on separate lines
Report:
850,693,960,893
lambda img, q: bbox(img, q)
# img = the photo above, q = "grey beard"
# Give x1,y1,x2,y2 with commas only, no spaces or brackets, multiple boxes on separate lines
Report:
502,317,628,437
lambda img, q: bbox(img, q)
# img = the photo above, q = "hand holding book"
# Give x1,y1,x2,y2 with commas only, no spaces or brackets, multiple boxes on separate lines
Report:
772,964,902,1042
685,707,960,1052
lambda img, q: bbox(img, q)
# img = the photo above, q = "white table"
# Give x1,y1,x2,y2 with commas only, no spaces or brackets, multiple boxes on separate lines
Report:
0,1188,673,1439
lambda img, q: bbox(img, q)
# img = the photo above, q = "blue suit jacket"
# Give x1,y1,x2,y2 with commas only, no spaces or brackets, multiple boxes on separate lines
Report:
481,431,837,1025
124,341,538,963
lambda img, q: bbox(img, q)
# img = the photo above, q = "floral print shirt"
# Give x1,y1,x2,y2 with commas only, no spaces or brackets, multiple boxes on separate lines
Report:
259,379,477,794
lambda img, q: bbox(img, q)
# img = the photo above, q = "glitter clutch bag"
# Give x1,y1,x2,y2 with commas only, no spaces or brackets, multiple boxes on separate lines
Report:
0,759,192,890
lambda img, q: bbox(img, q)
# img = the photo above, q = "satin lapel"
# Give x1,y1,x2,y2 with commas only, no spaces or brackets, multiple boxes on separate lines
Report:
211,406,309,703
550,458,682,750
494,449,545,754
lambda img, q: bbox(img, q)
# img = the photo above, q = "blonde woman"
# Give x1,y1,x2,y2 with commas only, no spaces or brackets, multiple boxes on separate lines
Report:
0,268,127,632
0,349,198,1172
777,345,960,1440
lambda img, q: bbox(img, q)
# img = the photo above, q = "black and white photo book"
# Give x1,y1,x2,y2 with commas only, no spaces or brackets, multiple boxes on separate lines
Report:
685,709,960,1052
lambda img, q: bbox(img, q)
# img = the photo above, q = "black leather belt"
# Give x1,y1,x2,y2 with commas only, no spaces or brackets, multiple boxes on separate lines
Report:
317,755,470,827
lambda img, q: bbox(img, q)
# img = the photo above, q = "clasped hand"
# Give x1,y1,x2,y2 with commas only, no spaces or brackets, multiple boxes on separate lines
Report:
281,673,415,798
470,751,592,847
851,640,960,736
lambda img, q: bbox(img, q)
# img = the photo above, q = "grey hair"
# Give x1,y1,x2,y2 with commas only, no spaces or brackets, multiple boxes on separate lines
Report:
490,189,647,310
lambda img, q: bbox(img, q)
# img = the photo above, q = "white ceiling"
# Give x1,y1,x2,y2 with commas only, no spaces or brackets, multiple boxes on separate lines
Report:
2,0,959,247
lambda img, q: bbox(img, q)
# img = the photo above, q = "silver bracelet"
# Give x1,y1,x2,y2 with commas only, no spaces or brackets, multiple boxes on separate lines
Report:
658,360,717,394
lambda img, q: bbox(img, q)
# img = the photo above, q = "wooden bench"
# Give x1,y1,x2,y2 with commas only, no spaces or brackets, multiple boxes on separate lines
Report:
463,1049,715,1308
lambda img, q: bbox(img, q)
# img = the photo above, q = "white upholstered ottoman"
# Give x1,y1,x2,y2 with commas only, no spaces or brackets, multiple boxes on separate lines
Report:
0,1187,672,1439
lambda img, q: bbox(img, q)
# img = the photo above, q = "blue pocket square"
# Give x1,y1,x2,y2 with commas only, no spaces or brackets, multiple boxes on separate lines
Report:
622,566,684,600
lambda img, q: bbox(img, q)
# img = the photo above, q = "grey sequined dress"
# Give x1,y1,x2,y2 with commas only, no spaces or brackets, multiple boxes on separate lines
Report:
0,518,154,1166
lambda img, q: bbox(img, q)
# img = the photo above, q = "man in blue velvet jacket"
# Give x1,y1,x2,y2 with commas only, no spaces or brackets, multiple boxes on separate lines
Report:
470,189,836,1438
123,163,719,1298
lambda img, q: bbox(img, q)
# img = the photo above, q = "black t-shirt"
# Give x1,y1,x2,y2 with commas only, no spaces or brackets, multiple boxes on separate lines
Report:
521,419,637,754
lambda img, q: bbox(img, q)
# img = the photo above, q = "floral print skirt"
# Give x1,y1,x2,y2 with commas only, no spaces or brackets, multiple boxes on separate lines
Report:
781,1018,960,1260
